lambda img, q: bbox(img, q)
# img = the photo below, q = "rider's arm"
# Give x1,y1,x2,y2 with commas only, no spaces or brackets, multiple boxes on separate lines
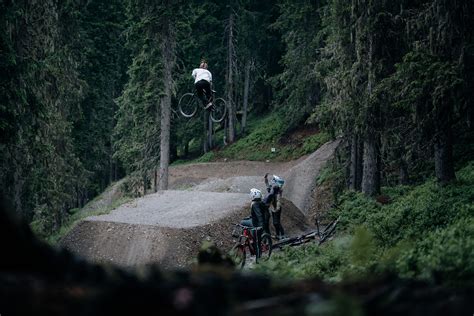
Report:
264,186,277,207
264,174,271,192
192,69,197,79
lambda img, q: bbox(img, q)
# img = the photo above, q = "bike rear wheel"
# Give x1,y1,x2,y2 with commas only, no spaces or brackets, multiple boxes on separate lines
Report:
179,93,199,118
210,97,227,123
258,233,273,262
230,244,246,268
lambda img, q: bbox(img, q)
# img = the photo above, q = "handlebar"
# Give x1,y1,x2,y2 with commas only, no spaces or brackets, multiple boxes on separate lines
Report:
233,223,263,231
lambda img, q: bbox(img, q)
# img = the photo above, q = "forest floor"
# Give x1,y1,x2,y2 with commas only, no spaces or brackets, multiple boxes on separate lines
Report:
60,139,341,269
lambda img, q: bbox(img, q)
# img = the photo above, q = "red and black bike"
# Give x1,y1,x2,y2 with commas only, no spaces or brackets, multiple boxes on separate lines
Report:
229,224,272,268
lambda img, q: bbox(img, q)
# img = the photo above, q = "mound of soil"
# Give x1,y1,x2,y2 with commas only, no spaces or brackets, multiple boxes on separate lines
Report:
60,194,307,269
61,139,341,269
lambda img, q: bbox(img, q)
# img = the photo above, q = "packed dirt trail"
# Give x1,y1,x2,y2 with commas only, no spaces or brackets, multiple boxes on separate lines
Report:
60,139,341,269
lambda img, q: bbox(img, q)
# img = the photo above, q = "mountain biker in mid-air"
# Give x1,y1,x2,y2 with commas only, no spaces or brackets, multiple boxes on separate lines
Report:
264,174,286,240
192,60,213,110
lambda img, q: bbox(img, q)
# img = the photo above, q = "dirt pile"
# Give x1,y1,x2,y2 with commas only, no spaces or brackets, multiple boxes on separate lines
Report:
61,194,306,269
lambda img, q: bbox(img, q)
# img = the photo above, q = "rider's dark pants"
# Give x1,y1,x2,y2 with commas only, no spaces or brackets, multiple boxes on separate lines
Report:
272,210,285,237
194,79,212,106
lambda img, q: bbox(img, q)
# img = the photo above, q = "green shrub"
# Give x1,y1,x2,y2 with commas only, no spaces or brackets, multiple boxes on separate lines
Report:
367,176,473,247
335,191,381,229
395,218,474,283
256,161,474,285
221,112,287,161
217,112,331,161
254,236,350,282
300,132,331,155
195,151,215,163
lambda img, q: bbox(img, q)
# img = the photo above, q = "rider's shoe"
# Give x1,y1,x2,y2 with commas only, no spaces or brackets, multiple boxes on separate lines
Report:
204,102,213,110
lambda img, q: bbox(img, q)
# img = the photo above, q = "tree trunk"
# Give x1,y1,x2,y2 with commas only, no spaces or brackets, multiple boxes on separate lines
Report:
349,134,363,190
208,114,213,150
241,59,250,134
12,148,24,217
203,110,210,153
361,29,380,197
159,20,175,191
109,134,114,183
154,168,158,193
143,173,147,196
362,132,380,196
399,159,409,185
434,125,456,185
226,13,236,143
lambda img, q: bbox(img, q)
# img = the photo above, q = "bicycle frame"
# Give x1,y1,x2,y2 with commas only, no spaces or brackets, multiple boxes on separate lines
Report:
239,226,259,256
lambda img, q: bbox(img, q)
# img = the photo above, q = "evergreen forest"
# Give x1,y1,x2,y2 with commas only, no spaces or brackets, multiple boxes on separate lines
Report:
1,0,473,313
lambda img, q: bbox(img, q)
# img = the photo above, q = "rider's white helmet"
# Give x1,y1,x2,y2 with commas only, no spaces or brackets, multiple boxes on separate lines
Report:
271,175,285,188
250,188,262,201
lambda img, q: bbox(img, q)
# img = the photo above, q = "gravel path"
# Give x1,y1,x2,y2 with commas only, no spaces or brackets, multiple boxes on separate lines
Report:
283,139,341,215
87,190,249,228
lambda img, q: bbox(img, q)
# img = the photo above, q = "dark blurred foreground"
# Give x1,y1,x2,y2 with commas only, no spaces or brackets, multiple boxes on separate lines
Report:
0,196,472,316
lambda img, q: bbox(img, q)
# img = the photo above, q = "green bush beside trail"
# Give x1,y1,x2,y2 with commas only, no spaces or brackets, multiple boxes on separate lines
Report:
254,162,474,285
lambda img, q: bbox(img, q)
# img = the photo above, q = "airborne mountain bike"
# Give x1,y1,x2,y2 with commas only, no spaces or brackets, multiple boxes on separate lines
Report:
229,224,272,269
178,88,227,123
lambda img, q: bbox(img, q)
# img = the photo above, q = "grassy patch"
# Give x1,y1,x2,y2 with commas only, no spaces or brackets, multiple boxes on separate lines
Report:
193,112,331,162
32,196,132,245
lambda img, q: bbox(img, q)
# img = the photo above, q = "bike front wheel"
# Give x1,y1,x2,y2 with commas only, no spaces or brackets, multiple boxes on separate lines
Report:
229,244,246,269
178,93,199,118
210,97,227,123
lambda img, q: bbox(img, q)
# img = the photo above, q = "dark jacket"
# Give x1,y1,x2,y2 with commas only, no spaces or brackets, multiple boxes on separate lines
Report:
264,185,282,211
250,199,267,228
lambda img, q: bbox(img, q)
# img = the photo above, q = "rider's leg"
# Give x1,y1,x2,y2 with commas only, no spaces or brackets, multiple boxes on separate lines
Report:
201,81,212,110
255,229,262,259
203,82,212,104
195,80,208,106
240,218,253,227
272,210,285,238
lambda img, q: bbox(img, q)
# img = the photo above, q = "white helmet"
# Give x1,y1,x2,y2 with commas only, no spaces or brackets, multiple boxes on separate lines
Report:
271,175,285,188
250,188,262,201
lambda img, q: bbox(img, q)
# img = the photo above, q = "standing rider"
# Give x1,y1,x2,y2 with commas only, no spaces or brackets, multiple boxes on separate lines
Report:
264,174,285,239
192,60,213,110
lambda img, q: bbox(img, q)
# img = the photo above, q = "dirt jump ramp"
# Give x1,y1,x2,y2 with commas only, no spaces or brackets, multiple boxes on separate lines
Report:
61,139,340,268
282,139,341,215
60,191,306,269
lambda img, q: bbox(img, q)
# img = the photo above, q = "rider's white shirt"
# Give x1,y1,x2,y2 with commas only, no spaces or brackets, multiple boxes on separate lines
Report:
192,68,212,83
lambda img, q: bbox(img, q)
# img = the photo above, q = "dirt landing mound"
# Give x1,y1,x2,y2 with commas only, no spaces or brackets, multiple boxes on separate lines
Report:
61,140,340,268
61,197,306,269
283,139,341,215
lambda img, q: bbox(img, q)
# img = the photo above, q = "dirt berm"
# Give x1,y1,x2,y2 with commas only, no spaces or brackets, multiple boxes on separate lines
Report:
60,139,341,269
61,191,306,269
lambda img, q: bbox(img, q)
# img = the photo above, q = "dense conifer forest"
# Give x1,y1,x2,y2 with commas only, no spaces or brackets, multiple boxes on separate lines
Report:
1,1,474,315
1,0,473,286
